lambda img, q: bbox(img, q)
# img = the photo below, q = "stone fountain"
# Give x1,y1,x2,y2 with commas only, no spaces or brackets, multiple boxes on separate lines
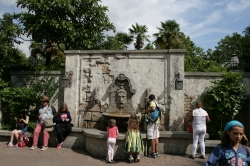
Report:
102,74,141,132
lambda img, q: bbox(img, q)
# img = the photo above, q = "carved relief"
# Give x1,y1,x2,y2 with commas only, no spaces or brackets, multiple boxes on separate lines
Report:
106,74,136,113
83,68,92,83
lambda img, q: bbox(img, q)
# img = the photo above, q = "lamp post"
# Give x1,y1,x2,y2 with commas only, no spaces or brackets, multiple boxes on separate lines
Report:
175,73,183,90
30,54,38,66
230,54,239,69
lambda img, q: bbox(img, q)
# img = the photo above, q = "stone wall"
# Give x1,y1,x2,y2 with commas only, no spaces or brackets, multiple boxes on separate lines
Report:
64,50,185,131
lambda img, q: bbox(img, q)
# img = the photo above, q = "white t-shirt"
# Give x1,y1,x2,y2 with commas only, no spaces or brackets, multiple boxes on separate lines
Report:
192,108,208,129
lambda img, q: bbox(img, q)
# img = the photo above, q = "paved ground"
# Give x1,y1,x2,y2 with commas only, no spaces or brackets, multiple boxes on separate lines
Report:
0,142,208,166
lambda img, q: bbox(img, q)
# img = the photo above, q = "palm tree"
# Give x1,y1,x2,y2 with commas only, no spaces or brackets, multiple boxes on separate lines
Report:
153,20,181,49
115,32,133,50
128,23,150,50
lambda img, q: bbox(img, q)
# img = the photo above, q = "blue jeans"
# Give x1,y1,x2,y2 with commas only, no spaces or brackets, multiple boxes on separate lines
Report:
21,126,28,135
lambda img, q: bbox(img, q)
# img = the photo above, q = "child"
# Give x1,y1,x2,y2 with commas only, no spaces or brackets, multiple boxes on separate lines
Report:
124,113,144,163
206,120,250,166
53,103,72,149
7,109,29,147
106,119,119,163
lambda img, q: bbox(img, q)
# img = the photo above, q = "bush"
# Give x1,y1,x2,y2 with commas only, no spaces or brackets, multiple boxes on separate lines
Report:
201,72,246,139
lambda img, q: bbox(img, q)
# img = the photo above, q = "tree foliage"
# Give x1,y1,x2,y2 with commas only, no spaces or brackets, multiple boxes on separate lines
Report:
14,0,115,65
201,72,246,139
128,23,150,49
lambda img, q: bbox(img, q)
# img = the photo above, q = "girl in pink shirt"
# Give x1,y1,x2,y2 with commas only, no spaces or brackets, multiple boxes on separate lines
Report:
106,119,119,163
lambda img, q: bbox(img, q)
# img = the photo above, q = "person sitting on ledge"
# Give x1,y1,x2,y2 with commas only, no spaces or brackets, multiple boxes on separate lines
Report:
53,103,72,149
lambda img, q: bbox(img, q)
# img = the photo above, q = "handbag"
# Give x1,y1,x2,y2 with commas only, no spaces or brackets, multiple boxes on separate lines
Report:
16,123,25,130
43,118,54,128
185,122,193,133
42,106,54,128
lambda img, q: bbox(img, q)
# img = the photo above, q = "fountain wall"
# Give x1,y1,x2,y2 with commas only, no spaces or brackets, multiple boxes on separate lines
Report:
64,50,185,131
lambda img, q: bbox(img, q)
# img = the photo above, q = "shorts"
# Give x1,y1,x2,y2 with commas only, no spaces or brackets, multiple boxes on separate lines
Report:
21,126,28,135
147,121,160,139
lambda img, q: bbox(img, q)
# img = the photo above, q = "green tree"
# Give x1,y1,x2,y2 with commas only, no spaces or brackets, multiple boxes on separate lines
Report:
240,24,250,71
115,32,133,50
128,23,150,50
201,72,246,139
153,20,182,49
15,0,115,65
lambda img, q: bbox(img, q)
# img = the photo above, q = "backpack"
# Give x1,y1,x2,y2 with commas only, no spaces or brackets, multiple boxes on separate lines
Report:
147,101,161,122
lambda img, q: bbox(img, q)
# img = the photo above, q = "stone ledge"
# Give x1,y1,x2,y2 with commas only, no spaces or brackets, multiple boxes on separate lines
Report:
82,128,209,140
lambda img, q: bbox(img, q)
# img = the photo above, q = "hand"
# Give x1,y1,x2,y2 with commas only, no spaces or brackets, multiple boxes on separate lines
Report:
14,117,17,121
19,119,24,122
66,119,69,122
38,116,42,119
62,118,65,122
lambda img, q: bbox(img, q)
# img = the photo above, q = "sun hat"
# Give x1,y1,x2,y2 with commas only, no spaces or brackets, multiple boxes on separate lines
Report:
41,96,50,102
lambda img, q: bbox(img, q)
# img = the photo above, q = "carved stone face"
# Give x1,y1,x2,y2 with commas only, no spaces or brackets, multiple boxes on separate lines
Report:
118,92,127,104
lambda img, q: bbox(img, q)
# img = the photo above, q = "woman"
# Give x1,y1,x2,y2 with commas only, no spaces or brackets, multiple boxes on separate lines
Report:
7,109,29,147
53,103,72,149
186,102,210,159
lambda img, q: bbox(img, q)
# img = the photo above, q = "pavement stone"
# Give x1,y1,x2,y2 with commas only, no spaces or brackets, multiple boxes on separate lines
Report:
0,142,207,166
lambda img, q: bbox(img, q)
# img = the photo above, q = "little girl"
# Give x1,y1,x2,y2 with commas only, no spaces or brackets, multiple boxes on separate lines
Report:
206,120,250,166
106,119,119,163
7,109,29,147
124,113,144,163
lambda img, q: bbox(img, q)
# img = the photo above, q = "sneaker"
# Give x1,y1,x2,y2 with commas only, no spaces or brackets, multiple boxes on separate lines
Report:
188,155,195,159
30,146,37,150
7,142,13,147
199,155,205,159
150,153,156,158
57,142,63,149
156,152,159,157
128,155,134,163
15,143,19,147
135,155,140,162
41,146,48,151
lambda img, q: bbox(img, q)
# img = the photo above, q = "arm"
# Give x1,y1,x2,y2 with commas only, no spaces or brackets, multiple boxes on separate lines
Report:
21,115,29,125
67,112,72,123
146,101,156,113
185,115,193,123
206,145,221,166
53,114,62,123
116,128,119,136
206,115,210,122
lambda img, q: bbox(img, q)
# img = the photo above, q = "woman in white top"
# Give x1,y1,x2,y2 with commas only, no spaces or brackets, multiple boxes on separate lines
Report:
186,102,210,159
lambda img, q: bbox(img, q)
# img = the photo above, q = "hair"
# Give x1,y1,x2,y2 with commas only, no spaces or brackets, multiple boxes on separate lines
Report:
59,103,69,113
196,102,202,108
108,119,116,128
18,109,26,118
220,124,249,156
149,94,155,100
127,113,140,131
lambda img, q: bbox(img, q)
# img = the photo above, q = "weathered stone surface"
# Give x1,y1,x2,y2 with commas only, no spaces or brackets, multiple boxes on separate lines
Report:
82,112,91,121
91,112,102,121
88,121,100,129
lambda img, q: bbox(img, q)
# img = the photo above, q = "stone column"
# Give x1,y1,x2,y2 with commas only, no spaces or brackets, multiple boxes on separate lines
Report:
168,51,185,131
64,51,80,127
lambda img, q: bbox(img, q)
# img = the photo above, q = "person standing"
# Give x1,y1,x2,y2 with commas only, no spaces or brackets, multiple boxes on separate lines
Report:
124,113,144,163
106,119,119,163
186,102,210,159
206,120,250,165
146,94,160,158
30,96,53,151
53,103,72,149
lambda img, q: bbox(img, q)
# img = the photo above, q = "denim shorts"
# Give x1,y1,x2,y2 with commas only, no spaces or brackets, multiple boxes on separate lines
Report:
21,126,28,135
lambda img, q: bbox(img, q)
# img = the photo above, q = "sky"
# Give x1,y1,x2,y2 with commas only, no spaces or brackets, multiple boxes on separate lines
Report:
1,0,250,57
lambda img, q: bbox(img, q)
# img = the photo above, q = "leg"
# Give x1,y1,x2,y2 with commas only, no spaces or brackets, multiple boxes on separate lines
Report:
42,125,50,147
33,123,42,146
110,138,116,161
107,138,112,162
199,130,206,156
56,124,64,144
151,139,156,153
63,123,72,138
192,130,199,156
155,138,159,154
10,129,17,143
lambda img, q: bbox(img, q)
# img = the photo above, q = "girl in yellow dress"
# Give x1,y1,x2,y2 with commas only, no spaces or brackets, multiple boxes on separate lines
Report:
124,113,144,163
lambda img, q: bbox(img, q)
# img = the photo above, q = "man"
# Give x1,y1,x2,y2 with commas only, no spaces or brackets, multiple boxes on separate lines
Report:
146,94,160,158
30,96,54,151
